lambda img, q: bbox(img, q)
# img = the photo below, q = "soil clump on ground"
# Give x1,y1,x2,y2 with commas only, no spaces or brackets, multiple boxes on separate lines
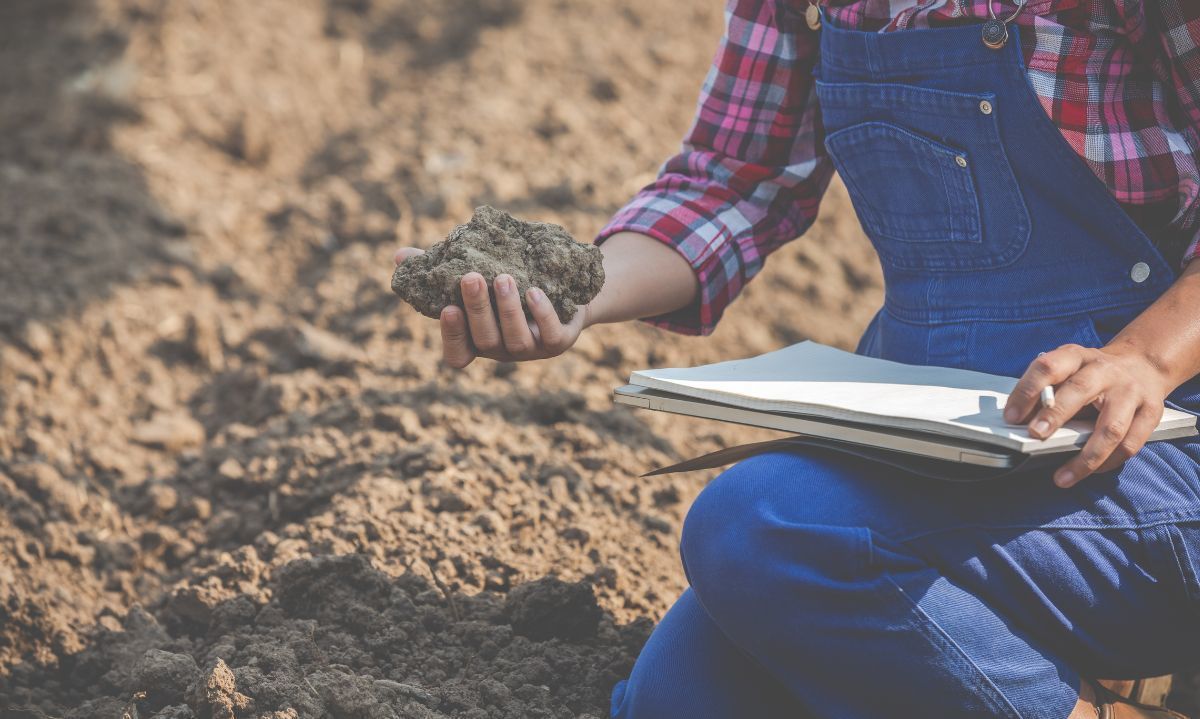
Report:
392,206,603,323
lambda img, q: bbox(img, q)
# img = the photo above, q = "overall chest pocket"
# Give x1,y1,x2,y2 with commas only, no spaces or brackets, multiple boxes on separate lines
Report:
825,122,981,244
816,81,1030,272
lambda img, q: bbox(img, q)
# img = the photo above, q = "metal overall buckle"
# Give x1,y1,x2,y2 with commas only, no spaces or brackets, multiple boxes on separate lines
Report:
982,0,1027,49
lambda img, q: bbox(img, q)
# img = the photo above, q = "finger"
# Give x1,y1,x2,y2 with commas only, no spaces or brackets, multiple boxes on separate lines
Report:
492,275,536,356
1005,346,1086,424
460,273,502,354
1027,363,1106,439
440,306,476,369
394,247,425,265
1096,404,1161,474
527,288,570,354
1053,393,1138,488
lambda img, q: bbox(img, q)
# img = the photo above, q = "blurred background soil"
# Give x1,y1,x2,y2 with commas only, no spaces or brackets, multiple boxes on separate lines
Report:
0,0,1190,717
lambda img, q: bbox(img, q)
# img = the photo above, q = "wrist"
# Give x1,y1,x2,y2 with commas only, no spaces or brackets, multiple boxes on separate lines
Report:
1101,341,1176,395
579,300,598,330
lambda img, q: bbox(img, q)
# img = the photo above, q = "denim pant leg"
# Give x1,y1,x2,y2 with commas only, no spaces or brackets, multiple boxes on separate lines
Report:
610,588,807,719
614,442,1200,718
678,451,1085,719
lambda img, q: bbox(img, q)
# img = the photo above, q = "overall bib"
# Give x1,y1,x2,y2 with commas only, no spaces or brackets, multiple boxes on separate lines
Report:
611,14,1200,719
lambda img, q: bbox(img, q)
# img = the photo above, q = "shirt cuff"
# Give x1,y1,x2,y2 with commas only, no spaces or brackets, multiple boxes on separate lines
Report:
1183,232,1200,268
595,195,737,337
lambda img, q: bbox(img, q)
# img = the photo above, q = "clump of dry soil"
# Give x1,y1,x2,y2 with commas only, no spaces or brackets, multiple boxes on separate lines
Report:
392,206,604,323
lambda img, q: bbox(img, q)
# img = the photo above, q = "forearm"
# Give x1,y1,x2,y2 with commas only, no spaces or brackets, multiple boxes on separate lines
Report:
1006,260,1200,486
583,231,699,327
1105,260,1200,392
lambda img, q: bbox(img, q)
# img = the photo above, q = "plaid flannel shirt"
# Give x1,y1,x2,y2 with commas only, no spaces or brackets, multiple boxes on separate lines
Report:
598,0,1200,335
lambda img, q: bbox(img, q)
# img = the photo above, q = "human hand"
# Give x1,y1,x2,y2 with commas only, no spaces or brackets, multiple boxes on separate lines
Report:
394,248,590,369
1004,344,1171,488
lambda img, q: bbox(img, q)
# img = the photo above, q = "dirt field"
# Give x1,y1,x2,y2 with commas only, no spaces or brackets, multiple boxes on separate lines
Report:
0,0,1194,717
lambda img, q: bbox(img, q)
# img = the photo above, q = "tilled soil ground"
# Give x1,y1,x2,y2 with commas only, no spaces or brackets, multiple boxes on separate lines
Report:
1,1,1195,717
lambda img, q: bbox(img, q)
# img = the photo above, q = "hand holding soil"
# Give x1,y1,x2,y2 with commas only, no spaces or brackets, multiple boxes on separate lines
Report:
392,206,604,367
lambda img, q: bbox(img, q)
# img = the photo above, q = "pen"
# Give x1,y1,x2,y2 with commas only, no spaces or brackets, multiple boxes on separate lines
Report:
1035,353,1056,409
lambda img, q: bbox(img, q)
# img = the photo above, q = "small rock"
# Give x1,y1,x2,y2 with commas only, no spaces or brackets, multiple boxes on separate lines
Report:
560,526,589,545
145,484,179,515
184,311,225,370
294,322,365,367
651,485,681,508
190,659,252,719
131,413,206,452
216,457,245,482
429,487,476,513
641,514,673,534
372,407,423,439
545,474,571,504
473,511,507,535
19,320,54,358
187,497,213,521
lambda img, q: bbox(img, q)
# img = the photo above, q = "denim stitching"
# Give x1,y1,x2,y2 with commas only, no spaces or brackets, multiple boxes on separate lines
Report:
888,511,1200,545
881,574,1026,718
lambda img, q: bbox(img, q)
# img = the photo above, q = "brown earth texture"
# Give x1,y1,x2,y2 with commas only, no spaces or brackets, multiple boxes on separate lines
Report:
1,1,1197,717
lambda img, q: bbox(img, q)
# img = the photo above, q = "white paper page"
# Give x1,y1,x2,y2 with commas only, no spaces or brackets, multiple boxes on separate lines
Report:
630,341,1193,451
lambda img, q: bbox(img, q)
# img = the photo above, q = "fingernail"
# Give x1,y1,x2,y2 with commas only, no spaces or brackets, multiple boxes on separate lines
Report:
528,287,545,304
1055,470,1075,488
1032,420,1050,436
496,275,511,297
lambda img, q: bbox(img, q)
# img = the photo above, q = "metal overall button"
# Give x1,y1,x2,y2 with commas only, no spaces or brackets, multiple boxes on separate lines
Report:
1131,262,1151,283
979,100,993,115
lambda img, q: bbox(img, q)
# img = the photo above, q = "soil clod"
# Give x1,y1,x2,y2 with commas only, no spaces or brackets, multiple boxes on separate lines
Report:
391,206,604,323
504,576,604,642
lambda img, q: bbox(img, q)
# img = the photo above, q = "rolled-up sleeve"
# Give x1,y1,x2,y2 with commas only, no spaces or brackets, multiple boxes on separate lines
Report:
597,0,834,335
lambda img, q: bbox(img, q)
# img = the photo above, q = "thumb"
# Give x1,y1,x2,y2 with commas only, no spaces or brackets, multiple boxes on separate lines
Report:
394,247,425,265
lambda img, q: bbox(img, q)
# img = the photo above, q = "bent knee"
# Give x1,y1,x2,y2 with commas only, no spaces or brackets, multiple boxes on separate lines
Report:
680,452,875,615
679,454,780,579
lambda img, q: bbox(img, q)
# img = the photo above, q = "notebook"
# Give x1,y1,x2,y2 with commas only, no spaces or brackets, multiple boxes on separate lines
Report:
614,341,1198,479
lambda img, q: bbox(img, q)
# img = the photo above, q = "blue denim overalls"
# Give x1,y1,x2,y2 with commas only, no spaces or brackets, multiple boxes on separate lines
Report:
611,13,1200,719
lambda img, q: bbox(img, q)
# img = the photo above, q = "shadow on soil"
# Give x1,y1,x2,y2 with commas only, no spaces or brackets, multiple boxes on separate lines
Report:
0,0,191,336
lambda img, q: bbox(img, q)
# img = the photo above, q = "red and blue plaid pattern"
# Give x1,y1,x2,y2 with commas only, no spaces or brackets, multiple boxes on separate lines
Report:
598,0,1200,335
